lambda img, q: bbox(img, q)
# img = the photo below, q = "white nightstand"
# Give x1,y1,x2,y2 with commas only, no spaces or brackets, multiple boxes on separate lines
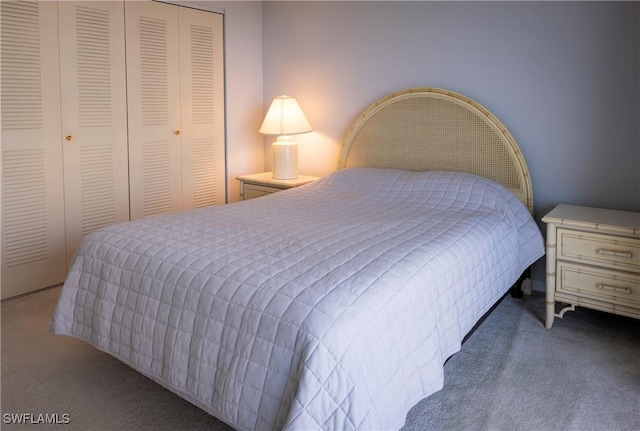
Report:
236,172,320,201
542,204,640,328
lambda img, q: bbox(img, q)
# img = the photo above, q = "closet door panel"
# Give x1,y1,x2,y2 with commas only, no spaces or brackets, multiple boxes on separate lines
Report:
125,1,182,220
58,1,129,266
0,0,66,298
178,8,226,210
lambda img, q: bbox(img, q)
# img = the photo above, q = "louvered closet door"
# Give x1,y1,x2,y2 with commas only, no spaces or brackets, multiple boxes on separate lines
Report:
0,1,66,299
58,1,129,267
178,7,226,210
125,1,182,220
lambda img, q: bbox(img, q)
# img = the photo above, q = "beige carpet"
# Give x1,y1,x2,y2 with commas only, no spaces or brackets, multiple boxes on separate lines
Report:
2,286,639,431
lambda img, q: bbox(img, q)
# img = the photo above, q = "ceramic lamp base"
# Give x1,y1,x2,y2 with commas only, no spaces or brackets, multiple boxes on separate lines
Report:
272,136,298,180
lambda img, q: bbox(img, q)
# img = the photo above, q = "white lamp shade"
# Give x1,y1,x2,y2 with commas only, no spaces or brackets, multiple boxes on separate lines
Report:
259,96,312,136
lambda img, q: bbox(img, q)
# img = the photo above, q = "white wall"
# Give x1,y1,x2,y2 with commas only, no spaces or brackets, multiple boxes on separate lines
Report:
221,1,266,202
262,1,639,214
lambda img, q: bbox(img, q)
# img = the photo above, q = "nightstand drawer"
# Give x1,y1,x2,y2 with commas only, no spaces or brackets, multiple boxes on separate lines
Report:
237,172,320,201
557,262,640,307
243,184,279,200
558,228,640,272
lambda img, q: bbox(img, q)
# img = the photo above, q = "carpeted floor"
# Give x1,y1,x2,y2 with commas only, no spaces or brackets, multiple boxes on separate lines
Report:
2,286,639,431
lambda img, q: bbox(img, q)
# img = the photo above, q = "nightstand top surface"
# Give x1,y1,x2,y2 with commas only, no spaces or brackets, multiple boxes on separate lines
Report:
542,204,640,234
236,172,320,188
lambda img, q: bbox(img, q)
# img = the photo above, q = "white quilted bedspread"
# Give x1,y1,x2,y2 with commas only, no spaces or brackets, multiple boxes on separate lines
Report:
52,168,544,431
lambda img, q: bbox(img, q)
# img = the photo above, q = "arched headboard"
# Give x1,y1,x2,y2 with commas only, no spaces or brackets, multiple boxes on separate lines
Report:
337,87,534,213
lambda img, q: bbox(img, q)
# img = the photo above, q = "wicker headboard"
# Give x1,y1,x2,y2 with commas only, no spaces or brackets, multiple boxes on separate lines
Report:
337,87,534,213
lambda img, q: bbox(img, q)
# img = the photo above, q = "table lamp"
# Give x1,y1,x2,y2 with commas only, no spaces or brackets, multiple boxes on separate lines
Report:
259,95,312,180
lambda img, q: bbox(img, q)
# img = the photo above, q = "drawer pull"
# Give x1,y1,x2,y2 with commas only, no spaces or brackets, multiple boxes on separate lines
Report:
596,283,632,295
596,249,632,259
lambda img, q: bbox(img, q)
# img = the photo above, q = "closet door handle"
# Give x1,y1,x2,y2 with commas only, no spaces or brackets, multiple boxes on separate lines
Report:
174,130,180,136
65,135,73,142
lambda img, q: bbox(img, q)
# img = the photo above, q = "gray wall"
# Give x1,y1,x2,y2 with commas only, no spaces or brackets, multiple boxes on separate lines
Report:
261,1,640,290
262,1,639,213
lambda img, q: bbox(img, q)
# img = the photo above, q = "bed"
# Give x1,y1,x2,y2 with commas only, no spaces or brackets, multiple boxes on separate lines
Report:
52,87,544,431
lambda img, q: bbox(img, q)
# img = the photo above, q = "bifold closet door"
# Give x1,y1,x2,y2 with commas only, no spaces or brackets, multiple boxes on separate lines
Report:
1,1,129,299
58,1,129,268
178,7,226,211
126,1,225,220
125,1,183,220
1,0,66,299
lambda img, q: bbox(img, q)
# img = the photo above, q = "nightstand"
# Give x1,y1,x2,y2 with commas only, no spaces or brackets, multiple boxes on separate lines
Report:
236,172,320,201
542,204,640,328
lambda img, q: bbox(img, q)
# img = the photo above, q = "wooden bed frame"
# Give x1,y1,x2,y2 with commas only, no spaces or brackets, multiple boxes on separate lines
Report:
338,87,534,296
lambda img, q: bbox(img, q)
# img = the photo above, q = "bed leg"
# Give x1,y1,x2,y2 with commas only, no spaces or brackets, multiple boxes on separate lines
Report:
510,267,531,298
